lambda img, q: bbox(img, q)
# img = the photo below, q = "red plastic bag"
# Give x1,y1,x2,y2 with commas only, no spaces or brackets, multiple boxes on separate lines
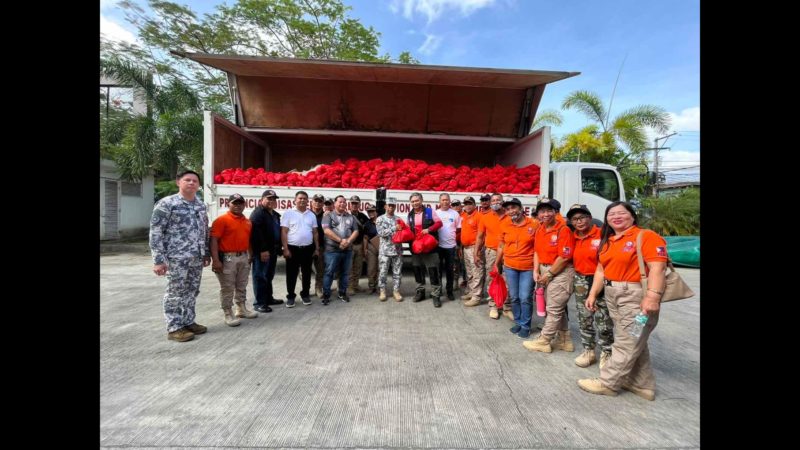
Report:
392,219,415,243
411,233,438,253
488,268,508,309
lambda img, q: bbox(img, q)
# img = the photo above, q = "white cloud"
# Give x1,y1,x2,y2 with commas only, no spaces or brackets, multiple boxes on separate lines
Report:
418,34,443,55
390,0,498,24
669,106,700,132
100,0,114,11
100,14,137,44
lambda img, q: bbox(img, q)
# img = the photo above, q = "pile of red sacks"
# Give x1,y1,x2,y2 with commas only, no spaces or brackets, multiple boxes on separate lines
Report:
214,158,540,194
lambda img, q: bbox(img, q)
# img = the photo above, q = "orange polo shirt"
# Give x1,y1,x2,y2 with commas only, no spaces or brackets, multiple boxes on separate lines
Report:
533,221,573,265
478,212,509,250
499,217,537,271
599,226,668,282
460,210,480,246
210,211,252,252
572,225,602,275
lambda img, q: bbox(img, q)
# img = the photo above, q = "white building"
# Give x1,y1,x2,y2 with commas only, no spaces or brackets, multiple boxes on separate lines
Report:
100,75,154,240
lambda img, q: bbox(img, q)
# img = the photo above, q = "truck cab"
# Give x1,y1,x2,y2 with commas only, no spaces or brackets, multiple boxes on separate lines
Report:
549,162,625,219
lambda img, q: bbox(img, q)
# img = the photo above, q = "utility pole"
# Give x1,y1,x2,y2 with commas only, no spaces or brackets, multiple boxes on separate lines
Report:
652,132,677,196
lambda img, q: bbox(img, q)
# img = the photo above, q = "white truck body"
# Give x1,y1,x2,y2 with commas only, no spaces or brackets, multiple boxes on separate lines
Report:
186,54,624,222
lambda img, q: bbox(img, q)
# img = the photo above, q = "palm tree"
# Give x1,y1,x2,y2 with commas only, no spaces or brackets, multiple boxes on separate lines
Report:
100,57,204,182
555,90,671,197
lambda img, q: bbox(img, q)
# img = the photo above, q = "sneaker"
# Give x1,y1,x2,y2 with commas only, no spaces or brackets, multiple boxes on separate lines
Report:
338,292,350,303
503,310,515,321
393,290,404,302
322,296,330,305
301,296,312,306
517,328,531,339
460,293,472,301
446,291,455,300
510,324,521,334
286,297,296,308
184,323,207,335
254,304,273,313
489,309,500,319
267,298,284,305
433,296,442,308
315,288,324,298
168,328,194,342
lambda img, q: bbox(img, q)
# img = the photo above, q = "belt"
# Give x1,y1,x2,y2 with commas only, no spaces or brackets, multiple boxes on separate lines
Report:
221,251,248,257
604,279,641,287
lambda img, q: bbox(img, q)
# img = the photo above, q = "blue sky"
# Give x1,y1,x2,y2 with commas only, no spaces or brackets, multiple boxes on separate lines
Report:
101,0,699,182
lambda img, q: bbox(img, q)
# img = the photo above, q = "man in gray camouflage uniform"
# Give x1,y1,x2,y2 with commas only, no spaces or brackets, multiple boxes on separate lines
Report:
150,170,211,342
375,197,404,302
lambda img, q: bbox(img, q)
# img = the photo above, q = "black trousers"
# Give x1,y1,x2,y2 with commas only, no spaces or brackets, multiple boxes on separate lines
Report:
286,244,315,299
438,247,456,294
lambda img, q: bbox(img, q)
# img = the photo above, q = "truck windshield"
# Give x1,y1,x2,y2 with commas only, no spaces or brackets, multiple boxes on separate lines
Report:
581,169,620,201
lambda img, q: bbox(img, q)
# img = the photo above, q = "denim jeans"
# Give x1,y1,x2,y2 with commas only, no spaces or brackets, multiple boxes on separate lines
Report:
324,250,353,297
251,251,278,306
505,266,533,331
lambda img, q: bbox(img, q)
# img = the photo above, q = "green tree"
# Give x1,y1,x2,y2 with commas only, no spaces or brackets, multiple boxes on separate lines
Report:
639,188,700,236
106,0,419,118
100,58,204,182
553,90,671,198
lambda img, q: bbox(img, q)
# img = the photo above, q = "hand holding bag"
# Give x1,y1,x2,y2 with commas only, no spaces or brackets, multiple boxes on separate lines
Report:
636,231,696,302
392,219,415,243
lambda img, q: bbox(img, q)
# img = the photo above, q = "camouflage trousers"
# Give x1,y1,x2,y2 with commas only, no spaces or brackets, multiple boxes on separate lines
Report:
162,256,203,333
573,273,614,352
378,254,403,291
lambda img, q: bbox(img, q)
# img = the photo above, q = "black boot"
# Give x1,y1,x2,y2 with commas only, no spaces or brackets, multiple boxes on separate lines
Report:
413,266,426,302
428,267,442,307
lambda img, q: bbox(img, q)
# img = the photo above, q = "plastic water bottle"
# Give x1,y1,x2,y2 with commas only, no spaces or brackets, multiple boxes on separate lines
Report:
629,312,648,338
535,287,546,317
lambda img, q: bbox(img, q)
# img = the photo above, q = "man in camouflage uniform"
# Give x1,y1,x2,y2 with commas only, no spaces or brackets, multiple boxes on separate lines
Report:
150,170,211,342
375,197,404,302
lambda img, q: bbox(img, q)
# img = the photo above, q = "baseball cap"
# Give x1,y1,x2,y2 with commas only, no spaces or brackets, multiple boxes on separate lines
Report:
462,196,475,204
261,189,278,198
312,194,325,202
229,193,245,204
349,195,361,202
533,197,559,215
566,204,592,219
480,194,491,202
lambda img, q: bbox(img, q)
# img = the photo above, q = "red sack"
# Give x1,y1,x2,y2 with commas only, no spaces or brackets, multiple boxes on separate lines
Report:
392,219,415,243
411,233,438,253
488,268,508,309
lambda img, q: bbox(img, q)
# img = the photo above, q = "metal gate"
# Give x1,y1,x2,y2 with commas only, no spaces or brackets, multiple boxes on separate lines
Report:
103,180,120,240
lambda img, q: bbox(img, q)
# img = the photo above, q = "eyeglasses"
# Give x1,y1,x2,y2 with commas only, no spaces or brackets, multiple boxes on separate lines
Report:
570,215,590,222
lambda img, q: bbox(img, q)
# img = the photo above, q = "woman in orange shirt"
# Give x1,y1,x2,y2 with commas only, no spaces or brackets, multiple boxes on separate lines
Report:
577,201,668,401
494,198,537,339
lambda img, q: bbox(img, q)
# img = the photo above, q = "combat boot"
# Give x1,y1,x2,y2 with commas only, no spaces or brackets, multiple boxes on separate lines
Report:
551,329,575,352
223,308,241,327
574,349,597,368
522,334,552,353
234,302,258,319
578,378,618,397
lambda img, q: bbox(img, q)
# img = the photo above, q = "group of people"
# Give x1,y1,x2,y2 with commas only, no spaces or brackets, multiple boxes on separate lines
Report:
149,170,671,401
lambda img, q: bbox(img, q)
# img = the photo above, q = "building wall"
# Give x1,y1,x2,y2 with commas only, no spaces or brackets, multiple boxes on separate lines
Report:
100,159,155,240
